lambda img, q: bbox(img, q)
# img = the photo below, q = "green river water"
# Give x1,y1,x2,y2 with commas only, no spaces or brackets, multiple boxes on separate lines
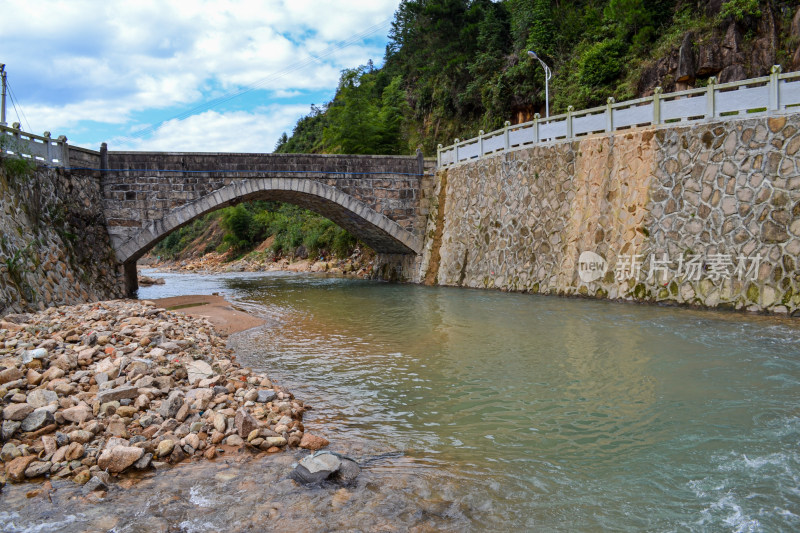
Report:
2,270,799,532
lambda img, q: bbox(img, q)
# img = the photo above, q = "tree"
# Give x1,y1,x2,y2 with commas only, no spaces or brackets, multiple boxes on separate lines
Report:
274,132,288,152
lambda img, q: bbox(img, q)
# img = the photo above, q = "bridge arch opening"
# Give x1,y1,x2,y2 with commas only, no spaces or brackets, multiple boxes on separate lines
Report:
117,178,421,294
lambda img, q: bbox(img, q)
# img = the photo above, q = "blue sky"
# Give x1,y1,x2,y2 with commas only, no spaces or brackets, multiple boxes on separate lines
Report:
0,0,400,152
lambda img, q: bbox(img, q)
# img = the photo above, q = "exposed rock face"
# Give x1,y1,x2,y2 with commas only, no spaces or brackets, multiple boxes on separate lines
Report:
639,5,797,95
676,32,697,84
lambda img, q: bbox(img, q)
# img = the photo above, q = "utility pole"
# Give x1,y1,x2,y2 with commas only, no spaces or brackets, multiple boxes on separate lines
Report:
0,64,6,127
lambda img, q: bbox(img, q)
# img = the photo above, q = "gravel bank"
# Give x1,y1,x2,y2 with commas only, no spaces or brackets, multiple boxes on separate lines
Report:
0,299,328,492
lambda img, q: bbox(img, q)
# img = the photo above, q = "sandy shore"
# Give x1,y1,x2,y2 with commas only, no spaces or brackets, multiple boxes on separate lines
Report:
149,294,264,336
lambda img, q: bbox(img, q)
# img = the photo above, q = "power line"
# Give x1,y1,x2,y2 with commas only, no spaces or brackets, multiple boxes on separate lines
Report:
122,19,392,142
6,80,31,131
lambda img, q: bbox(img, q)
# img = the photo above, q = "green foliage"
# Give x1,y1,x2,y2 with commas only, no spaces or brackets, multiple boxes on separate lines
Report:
2,157,34,184
0,135,36,187
718,0,761,23
274,105,327,154
155,201,362,262
252,204,357,259
153,212,218,259
220,204,261,253
579,39,626,88
276,0,711,154
323,66,408,155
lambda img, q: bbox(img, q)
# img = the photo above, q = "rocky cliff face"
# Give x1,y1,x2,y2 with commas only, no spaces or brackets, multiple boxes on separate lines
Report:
0,163,125,315
639,3,800,95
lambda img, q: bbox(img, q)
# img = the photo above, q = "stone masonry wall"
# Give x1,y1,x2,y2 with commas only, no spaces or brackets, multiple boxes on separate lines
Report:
0,163,125,315
420,114,800,315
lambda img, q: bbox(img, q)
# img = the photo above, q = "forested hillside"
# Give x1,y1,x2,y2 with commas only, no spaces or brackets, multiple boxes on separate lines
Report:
153,0,800,265
278,0,800,156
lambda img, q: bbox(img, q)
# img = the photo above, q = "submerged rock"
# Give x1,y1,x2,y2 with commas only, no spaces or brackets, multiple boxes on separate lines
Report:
299,433,329,451
291,451,360,485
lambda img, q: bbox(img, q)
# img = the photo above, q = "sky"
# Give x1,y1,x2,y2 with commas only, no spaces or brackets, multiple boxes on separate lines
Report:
0,0,401,153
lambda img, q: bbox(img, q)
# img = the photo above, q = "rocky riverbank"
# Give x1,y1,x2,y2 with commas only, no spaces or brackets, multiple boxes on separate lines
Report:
0,299,329,494
144,246,375,278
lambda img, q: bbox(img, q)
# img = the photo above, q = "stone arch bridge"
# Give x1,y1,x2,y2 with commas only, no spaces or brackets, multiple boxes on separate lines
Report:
91,151,434,294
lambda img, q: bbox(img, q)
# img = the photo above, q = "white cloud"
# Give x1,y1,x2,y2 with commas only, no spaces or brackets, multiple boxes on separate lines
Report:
0,0,399,145
113,105,310,152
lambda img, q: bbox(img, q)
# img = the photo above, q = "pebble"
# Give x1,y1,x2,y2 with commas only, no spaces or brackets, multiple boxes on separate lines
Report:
156,440,175,458
97,446,145,473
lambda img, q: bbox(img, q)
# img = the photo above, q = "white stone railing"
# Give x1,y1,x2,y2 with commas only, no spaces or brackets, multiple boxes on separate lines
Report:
437,66,800,168
0,123,68,167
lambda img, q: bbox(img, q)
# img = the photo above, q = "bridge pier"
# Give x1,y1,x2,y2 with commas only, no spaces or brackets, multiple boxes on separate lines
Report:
123,261,138,298
371,253,422,283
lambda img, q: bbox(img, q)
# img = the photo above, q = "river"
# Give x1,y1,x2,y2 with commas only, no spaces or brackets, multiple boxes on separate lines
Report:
3,270,800,532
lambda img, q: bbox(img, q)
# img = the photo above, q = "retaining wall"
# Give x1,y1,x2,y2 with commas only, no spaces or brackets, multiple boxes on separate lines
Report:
420,114,800,315
0,164,125,314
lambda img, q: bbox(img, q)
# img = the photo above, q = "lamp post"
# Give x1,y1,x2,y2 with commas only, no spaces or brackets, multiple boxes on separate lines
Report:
0,64,6,127
527,51,552,118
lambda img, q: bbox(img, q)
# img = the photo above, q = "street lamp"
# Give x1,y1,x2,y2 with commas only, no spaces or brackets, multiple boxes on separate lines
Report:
0,64,6,127
527,51,552,118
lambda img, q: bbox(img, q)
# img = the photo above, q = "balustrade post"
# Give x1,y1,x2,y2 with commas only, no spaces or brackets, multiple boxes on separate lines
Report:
43,131,52,164
454,139,460,163
705,76,717,119
769,65,782,112
437,144,442,168
566,106,574,139
533,115,540,144
606,98,615,132
57,136,67,167
101,142,109,176
478,130,484,158
652,87,662,125
11,122,20,156
503,121,510,151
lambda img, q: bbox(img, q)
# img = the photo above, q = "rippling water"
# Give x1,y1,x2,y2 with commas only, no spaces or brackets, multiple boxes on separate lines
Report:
4,271,800,532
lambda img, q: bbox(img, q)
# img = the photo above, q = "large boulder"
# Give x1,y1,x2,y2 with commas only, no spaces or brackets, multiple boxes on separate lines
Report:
158,391,184,419
62,404,93,424
299,433,329,451
675,32,696,84
5,455,37,482
0,367,23,386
